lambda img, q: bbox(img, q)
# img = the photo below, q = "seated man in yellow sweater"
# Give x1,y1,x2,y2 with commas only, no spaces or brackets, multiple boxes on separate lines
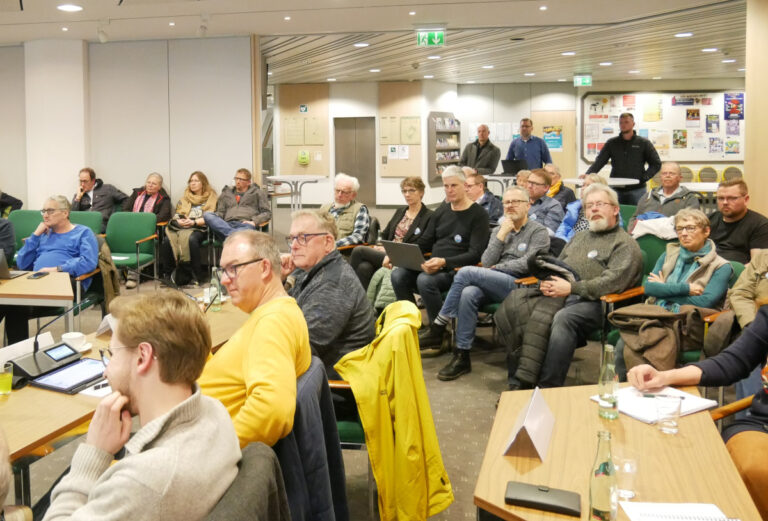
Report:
199,230,312,447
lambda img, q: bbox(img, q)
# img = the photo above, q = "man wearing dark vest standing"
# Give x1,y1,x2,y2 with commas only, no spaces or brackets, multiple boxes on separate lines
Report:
320,173,370,247
459,124,501,176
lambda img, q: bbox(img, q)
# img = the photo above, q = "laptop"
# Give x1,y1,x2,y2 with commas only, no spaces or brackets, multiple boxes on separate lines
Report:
501,159,529,175
0,249,24,279
381,241,427,271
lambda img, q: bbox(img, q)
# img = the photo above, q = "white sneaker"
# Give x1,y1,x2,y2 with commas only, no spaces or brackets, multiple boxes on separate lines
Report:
125,279,137,289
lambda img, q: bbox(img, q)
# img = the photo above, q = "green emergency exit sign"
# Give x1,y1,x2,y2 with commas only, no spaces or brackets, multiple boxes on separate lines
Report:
573,74,593,87
417,31,445,47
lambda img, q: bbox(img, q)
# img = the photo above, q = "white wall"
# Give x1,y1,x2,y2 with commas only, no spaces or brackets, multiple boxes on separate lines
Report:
25,40,88,209
0,46,27,206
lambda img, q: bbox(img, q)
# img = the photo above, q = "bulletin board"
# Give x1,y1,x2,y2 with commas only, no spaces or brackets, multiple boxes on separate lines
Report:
581,91,745,164
277,83,331,176
379,82,422,178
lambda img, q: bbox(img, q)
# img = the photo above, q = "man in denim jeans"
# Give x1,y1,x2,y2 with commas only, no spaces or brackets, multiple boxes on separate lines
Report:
420,186,550,381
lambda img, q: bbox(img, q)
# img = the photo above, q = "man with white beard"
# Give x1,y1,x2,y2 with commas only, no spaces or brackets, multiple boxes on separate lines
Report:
497,183,643,389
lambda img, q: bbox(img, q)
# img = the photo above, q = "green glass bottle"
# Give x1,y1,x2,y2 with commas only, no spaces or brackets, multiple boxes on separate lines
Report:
590,430,617,521
597,345,619,419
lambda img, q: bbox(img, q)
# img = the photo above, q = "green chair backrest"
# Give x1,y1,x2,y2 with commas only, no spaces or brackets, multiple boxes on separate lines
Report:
636,235,672,275
619,204,636,231
69,211,102,235
7,210,43,251
728,261,745,287
105,212,157,255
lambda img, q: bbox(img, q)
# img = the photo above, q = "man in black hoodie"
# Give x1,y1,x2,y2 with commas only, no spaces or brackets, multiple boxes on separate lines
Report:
71,167,128,232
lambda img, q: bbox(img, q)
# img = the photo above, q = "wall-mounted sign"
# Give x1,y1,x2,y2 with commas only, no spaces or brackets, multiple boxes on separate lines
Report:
417,31,445,47
299,104,308,113
573,74,592,87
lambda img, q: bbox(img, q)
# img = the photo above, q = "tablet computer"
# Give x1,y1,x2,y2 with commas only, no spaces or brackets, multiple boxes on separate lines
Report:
31,358,106,395
381,241,427,271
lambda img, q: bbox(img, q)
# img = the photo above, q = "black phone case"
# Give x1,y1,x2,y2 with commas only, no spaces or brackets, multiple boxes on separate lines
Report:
504,481,581,518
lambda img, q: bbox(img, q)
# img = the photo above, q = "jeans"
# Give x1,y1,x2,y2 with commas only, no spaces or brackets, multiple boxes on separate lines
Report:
439,266,519,350
390,267,454,323
349,246,386,290
538,296,603,387
203,212,256,240
616,184,647,205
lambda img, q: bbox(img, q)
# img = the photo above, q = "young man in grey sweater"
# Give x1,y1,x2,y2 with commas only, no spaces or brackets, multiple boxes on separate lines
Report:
42,291,241,521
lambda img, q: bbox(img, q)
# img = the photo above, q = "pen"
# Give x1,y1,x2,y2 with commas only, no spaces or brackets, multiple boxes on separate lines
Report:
642,393,685,399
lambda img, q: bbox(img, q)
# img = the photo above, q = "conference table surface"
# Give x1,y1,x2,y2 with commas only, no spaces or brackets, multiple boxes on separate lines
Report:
474,385,760,521
0,299,249,462
0,271,73,307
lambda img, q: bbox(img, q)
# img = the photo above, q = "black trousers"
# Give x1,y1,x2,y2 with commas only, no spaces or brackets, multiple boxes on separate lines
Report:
349,246,386,290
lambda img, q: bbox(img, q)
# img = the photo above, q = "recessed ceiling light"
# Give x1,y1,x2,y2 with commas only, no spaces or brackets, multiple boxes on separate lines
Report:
424,75,434,79
738,68,745,72
561,51,576,56
369,68,380,73
524,72,535,76
701,48,718,52
557,78,567,82
466,80,475,84
284,16,291,21
409,11,416,15
427,55,441,60
327,78,336,82
652,76,662,80
169,21,175,27
57,4,83,12
722,59,736,63
61,27,69,31
267,72,273,76
628,70,640,74
599,62,612,66
539,5,547,10
354,42,369,48
674,32,693,38
481,65,494,69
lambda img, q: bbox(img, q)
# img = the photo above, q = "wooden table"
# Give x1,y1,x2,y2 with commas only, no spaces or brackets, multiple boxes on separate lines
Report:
0,272,75,332
474,385,760,521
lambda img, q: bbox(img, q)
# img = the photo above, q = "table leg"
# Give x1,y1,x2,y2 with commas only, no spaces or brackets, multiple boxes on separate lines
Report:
14,464,31,506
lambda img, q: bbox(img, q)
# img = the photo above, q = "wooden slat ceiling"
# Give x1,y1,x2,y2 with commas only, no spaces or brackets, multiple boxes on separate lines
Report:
261,0,746,84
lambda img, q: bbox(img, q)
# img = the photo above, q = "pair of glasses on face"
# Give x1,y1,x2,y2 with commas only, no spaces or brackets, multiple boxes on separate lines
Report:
100,345,157,368
233,177,249,183
716,195,744,203
334,189,353,195
503,199,528,207
526,181,546,188
585,201,613,210
401,188,418,194
220,258,263,279
675,225,701,234
284,233,328,247
41,208,61,215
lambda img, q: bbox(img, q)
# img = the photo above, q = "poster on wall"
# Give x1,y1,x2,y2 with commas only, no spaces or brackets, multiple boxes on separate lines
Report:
650,129,671,157
673,130,688,148
725,140,740,155
685,109,700,128
691,130,707,149
706,115,720,133
709,137,723,154
542,125,563,151
623,95,636,110
643,95,663,122
724,93,745,120
726,120,740,136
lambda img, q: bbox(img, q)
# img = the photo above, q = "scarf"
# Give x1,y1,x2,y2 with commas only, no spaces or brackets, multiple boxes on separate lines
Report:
656,242,712,311
175,189,218,217
547,180,562,198
132,191,159,213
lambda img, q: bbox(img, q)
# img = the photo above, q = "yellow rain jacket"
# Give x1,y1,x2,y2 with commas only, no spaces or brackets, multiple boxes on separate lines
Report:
334,301,454,520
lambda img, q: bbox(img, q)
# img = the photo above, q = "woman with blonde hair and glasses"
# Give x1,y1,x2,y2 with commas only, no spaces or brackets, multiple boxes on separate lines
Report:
160,171,218,286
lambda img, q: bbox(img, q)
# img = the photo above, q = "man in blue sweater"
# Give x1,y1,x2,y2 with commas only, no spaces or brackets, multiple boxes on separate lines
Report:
0,195,98,343
505,118,553,170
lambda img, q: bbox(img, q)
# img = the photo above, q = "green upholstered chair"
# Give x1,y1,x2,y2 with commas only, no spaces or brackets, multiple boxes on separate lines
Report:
69,211,103,235
105,212,157,292
7,209,42,265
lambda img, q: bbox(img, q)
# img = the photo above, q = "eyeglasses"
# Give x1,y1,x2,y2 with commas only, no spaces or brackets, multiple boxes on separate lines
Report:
585,201,613,210
660,171,680,177
233,177,250,182
285,233,328,247
401,188,418,194
334,189,353,195
716,195,744,203
41,208,61,215
526,181,547,187
503,199,528,206
675,225,701,234
100,345,132,367
220,258,263,280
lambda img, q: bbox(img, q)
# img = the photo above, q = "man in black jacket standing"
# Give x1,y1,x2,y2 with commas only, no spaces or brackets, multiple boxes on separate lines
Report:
584,112,661,205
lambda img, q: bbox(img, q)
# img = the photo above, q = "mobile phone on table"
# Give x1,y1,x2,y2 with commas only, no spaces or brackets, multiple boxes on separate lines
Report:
27,271,49,279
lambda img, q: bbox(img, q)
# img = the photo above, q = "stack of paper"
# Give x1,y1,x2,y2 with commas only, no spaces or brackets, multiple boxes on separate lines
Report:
620,501,734,521
590,386,718,424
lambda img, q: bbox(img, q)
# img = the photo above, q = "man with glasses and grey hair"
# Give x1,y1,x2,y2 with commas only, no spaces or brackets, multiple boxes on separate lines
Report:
199,230,312,447
628,162,700,231
320,173,370,248
280,210,375,377
0,195,98,344
203,168,271,240
420,186,550,381
496,184,642,390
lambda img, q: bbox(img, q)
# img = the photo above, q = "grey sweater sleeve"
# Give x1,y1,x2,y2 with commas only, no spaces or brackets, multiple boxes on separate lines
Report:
481,226,505,267
492,226,550,275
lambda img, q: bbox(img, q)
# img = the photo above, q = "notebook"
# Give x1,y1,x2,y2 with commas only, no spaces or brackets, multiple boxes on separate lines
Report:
589,386,717,424
620,501,738,521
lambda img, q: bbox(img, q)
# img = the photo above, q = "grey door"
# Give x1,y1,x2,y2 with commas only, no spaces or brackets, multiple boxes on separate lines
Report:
333,117,375,207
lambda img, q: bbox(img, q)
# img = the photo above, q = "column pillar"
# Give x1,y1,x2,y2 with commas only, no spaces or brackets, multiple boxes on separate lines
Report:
251,35,264,186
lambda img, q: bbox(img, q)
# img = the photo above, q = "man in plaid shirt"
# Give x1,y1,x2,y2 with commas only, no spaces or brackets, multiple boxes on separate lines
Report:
320,173,370,247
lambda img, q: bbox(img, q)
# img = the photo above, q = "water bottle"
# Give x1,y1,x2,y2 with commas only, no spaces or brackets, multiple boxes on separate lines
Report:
209,267,222,312
597,345,619,420
589,431,617,521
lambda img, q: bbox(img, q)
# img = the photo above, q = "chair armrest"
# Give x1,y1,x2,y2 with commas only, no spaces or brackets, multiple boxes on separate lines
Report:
135,233,158,245
156,221,168,228
709,395,754,421
328,379,352,390
515,276,538,286
75,268,101,281
703,309,729,324
258,221,270,228
601,287,645,304
337,244,359,252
